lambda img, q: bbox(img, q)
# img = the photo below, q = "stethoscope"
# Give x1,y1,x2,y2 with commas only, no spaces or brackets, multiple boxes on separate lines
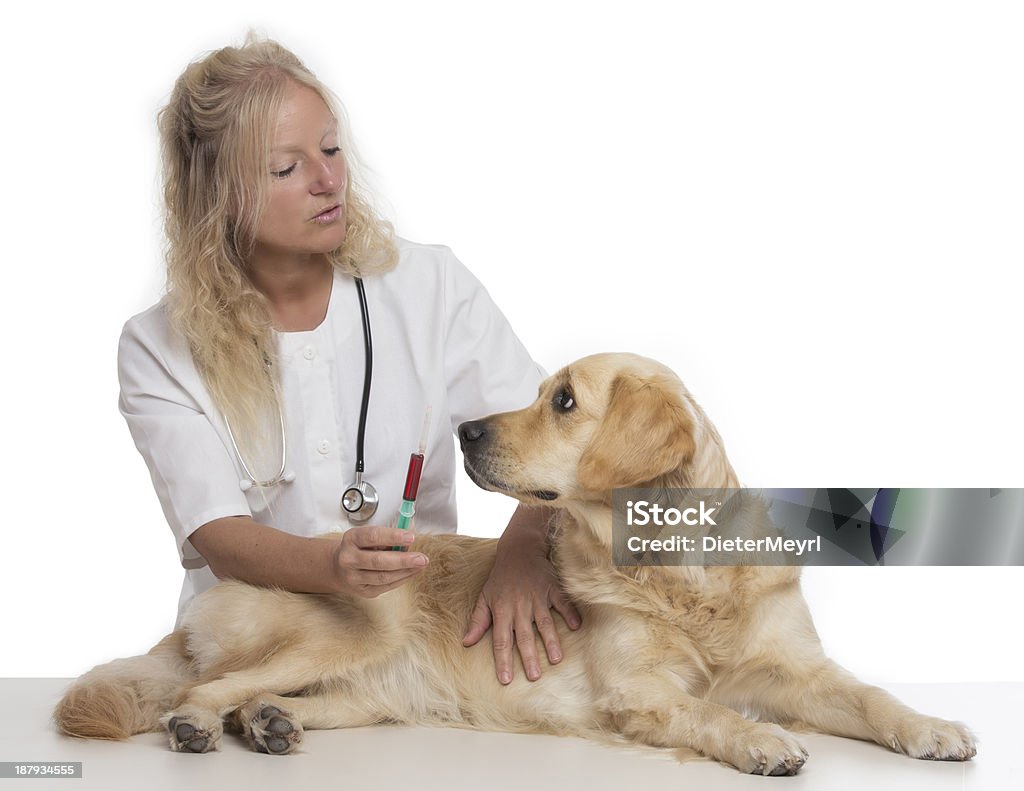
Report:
225,277,379,523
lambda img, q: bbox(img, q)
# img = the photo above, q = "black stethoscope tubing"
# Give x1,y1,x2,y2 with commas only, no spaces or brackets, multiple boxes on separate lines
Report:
339,276,379,521
354,276,372,475
232,276,378,522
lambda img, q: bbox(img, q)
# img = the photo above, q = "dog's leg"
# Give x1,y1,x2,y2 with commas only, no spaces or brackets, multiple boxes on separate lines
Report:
228,696,304,755
610,692,808,776
746,659,976,761
230,689,385,755
162,656,330,753
160,706,224,754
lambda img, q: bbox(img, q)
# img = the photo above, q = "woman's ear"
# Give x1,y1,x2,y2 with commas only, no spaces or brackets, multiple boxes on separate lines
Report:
577,373,696,493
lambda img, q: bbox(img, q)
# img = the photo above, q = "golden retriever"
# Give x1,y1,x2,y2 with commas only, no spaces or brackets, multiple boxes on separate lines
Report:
55,353,976,775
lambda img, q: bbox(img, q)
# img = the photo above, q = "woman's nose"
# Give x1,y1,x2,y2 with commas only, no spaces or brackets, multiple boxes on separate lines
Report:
312,157,346,194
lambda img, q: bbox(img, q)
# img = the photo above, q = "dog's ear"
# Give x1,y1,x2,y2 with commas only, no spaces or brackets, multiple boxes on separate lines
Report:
577,373,696,492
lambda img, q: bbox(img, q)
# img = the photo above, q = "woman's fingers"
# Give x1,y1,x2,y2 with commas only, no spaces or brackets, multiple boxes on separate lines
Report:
349,525,417,551
531,596,563,665
513,605,543,681
462,594,493,648
333,526,427,596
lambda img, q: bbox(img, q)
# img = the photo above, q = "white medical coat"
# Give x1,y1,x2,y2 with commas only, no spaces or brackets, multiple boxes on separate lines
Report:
117,239,546,621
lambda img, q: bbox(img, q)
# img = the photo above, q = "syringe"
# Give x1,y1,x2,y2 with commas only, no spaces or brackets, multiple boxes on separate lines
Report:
394,407,431,550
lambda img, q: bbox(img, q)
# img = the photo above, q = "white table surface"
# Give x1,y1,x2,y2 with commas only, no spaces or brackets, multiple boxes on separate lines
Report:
1,679,1016,790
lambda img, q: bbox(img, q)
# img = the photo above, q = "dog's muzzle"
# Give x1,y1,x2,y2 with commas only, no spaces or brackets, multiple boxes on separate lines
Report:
458,419,503,492
458,419,560,502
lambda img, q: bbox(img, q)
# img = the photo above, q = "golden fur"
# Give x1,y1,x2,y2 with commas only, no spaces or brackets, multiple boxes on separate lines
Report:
55,353,976,775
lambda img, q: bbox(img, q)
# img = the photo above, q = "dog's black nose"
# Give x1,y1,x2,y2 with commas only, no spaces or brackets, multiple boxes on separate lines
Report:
458,420,487,449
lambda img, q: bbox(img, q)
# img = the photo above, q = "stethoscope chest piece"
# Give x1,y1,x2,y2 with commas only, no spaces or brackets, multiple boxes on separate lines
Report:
342,472,378,522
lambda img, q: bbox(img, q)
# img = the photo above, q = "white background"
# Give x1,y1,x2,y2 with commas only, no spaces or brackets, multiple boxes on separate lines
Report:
1,1,1021,681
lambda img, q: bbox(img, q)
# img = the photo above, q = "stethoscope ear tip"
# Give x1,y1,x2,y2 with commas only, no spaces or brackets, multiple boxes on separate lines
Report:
283,470,296,483
239,479,253,492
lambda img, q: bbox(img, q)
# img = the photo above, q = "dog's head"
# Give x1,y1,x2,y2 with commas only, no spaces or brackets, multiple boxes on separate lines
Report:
458,353,737,507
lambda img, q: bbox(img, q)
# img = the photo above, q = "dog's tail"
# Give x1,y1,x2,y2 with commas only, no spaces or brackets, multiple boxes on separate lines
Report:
54,631,193,740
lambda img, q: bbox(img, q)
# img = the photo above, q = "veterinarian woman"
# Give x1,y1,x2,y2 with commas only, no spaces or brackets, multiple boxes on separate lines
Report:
118,34,579,686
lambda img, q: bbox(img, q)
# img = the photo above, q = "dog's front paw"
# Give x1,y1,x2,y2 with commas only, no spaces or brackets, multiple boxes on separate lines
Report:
161,708,223,754
727,723,809,776
238,701,303,755
889,715,976,761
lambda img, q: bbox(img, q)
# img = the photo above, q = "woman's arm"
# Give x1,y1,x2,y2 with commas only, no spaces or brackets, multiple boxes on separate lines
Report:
462,505,582,683
190,516,429,598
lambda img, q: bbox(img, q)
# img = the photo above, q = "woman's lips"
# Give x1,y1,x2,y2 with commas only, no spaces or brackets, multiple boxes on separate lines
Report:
311,204,341,223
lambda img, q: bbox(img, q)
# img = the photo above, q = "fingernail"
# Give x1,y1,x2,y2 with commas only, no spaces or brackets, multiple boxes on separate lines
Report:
499,671,512,684
403,533,416,544
527,664,540,680
550,650,562,663
413,554,427,567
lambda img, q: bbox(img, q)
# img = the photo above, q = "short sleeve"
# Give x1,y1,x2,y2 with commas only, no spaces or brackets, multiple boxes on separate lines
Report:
118,311,252,569
441,249,547,432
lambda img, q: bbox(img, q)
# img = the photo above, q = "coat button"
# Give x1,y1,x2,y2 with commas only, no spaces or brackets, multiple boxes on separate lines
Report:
303,345,316,360
317,440,331,455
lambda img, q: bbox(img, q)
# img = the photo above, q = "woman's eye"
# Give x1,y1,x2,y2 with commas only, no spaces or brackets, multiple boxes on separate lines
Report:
324,146,341,157
554,390,575,411
271,164,296,179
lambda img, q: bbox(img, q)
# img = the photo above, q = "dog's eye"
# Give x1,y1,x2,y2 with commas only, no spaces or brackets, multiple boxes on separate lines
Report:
553,389,576,412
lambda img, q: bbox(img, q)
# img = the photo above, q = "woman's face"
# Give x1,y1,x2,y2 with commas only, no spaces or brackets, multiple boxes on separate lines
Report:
252,82,348,264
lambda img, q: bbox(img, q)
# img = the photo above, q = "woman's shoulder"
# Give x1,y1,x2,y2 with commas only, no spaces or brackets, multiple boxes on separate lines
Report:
393,236,456,269
121,296,171,340
123,295,169,327
388,237,479,290
119,297,189,363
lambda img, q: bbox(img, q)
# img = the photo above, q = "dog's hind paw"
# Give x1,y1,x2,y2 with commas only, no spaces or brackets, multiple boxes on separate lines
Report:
162,710,223,754
242,702,303,755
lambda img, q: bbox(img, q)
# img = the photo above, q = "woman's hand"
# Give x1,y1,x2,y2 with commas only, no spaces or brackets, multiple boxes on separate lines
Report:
330,525,430,598
190,517,428,597
462,506,581,684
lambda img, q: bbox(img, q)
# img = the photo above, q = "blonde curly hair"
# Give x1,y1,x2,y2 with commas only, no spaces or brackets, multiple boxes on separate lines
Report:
157,33,397,465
